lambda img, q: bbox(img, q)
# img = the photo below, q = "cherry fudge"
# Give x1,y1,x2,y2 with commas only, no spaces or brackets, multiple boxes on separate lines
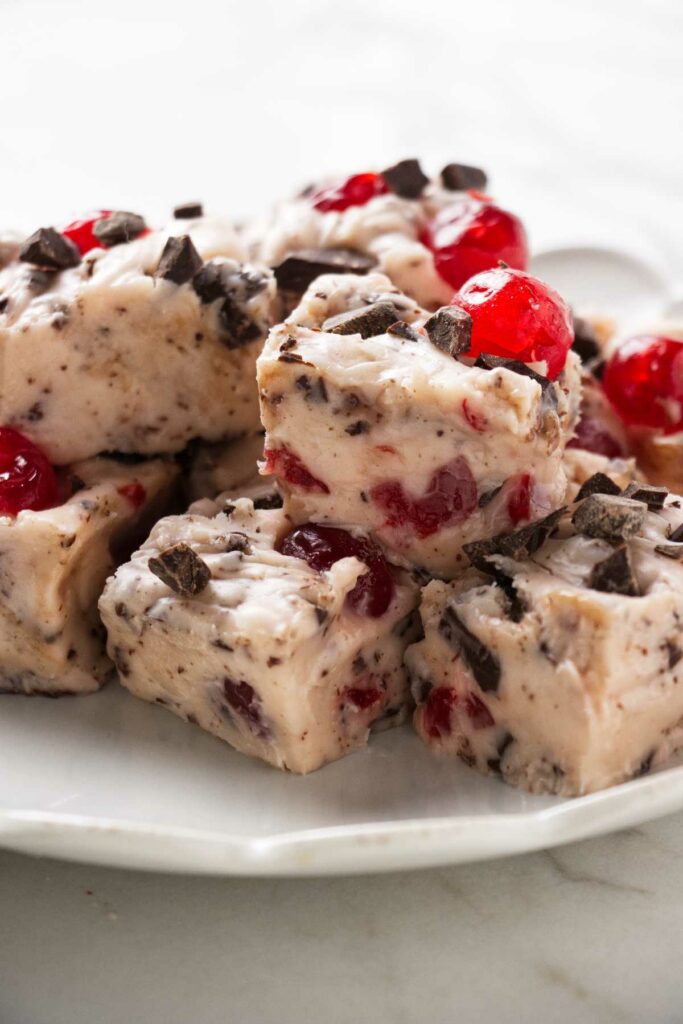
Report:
257,270,581,578
99,498,419,773
0,453,179,695
250,158,528,310
0,210,276,464
407,475,683,796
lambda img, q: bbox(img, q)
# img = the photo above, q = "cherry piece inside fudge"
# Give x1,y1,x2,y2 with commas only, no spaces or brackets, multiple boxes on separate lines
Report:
423,197,529,290
370,456,478,539
263,445,329,493
456,266,574,379
0,426,60,515
117,481,147,509
308,172,389,213
279,523,395,617
567,416,625,458
62,211,112,255
603,335,683,433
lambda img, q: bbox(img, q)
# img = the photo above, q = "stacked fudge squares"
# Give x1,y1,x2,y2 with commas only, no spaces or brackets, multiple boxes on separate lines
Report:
6,159,683,794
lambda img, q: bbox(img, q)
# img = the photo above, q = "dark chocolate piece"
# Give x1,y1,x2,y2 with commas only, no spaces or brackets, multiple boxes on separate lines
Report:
219,295,261,348
345,420,370,435
438,604,500,692
295,374,328,403
225,532,251,554
425,305,472,357
463,508,565,568
490,565,526,623
380,159,429,199
93,211,147,248
621,482,668,510
475,353,554,398
588,545,639,596
575,472,621,502
148,543,211,597
387,320,421,342
655,542,683,560
666,640,682,670
323,301,399,339
155,235,203,285
273,248,376,293
572,494,647,542
670,523,683,544
173,202,203,219
19,227,80,270
571,315,601,364
252,492,283,510
440,162,488,192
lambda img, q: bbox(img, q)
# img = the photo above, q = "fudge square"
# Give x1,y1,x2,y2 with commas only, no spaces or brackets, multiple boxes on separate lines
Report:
0,455,179,696
406,476,683,796
99,498,419,773
257,271,581,578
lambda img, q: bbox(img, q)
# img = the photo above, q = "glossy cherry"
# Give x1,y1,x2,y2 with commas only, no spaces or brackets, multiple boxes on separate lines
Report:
370,456,478,539
423,197,528,290
308,172,389,213
456,266,574,380
602,335,683,433
62,211,112,256
279,523,395,617
0,427,60,516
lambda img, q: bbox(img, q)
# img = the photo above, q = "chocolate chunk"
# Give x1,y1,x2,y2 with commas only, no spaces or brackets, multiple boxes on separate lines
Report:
380,158,429,199
155,235,203,285
27,269,57,294
438,604,500,692
19,227,81,270
193,261,232,303
588,545,639,596
475,353,554,398
323,301,399,339
463,508,565,568
252,491,283,510
387,320,421,342
93,211,147,247
490,565,526,622
225,532,251,554
572,315,601,364
669,523,683,544
273,248,376,293
295,375,328,403
0,297,8,315
149,543,211,597
487,731,513,774
219,295,261,348
572,494,646,542
425,306,472,357
440,162,488,192
666,640,682,669
345,419,370,436
478,485,503,508
173,202,203,219
621,482,668,510
655,542,683,560
575,472,622,502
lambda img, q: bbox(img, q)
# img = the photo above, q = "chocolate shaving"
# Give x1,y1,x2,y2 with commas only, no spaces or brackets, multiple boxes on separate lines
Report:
323,301,399,339
463,508,565,568
149,543,211,597
19,228,81,270
588,545,639,596
425,305,472,357
173,202,203,219
572,494,647,543
155,235,203,285
571,315,601,364
621,482,668,510
380,159,429,199
273,248,376,293
475,353,554,399
93,211,146,247
387,320,421,342
438,604,500,692
575,472,621,502
440,163,488,191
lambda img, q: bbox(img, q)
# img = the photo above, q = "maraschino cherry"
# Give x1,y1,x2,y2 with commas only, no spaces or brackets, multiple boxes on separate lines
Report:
62,212,112,256
602,335,683,433
0,427,60,516
308,173,389,213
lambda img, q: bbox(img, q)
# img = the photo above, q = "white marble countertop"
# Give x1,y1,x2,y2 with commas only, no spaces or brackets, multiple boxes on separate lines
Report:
1,0,682,1021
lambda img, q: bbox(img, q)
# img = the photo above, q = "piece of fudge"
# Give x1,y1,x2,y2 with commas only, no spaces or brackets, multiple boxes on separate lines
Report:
99,498,419,773
407,475,683,796
249,158,528,311
257,270,581,578
0,211,276,463
184,432,278,506
0,455,179,696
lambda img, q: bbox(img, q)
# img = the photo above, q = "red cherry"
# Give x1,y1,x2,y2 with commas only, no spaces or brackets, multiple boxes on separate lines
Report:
423,687,457,738
566,416,625,458
263,446,329,493
370,456,478,539
0,427,60,516
117,481,147,509
308,172,389,213
422,198,528,291
602,335,683,433
62,211,112,255
464,693,495,729
457,267,574,380
345,686,382,710
507,473,532,525
279,523,395,617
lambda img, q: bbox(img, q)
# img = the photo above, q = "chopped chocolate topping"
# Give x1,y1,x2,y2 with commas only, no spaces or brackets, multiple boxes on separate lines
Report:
219,295,261,348
425,305,472,357
225,532,251,554
387,320,421,342
588,545,639,596
193,261,228,303
149,543,211,597
572,494,647,543
93,211,146,247
155,235,203,285
323,301,399,339
475,353,554,399
463,508,565,568
173,201,203,219
438,604,500,692
669,523,683,544
380,158,429,199
575,472,621,502
252,492,283,510
440,162,488,192
273,248,376,293
19,227,81,270
621,482,668,510
571,315,601,364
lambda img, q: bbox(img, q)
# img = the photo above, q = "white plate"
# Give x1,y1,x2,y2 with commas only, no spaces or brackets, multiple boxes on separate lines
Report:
2,682,683,876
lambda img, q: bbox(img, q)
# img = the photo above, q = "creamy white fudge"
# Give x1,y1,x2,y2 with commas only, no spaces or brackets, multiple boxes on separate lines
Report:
563,445,637,501
185,432,278,506
257,272,581,578
0,455,179,696
100,498,419,773
407,476,683,796
0,215,276,464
